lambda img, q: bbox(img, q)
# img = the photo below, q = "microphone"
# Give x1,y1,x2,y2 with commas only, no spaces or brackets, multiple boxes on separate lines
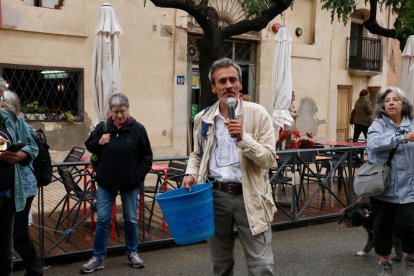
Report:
226,97,236,120
226,97,236,138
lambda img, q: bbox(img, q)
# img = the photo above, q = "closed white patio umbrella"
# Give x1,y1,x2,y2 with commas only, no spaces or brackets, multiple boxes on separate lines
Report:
92,3,122,121
400,35,414,103
271,26,294,128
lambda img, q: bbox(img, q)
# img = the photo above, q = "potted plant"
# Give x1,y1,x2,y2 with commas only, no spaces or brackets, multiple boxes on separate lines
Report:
279,130,316,163
21,101,47,120
46,107,62,121
60,111,75,123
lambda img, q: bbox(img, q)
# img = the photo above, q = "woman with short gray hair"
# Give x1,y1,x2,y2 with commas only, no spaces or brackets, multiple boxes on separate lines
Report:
366,86,414,275
83,93,153,273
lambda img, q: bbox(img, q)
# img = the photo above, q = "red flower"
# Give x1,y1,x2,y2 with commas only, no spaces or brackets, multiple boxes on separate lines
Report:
279,130,316,149
279,130,288,141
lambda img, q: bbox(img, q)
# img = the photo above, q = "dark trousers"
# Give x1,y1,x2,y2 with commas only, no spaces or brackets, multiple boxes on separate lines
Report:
14,196,43,275
371,198,414,256
0,197,15,276
353,124,368,142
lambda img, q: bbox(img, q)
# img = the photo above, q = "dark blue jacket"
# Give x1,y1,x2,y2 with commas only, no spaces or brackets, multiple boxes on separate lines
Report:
85,117,153,192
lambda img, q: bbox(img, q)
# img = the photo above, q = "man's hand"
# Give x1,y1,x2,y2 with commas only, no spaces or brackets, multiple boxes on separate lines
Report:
0,150,28,164
225,119,243,142
405,132,414,142
182,175,197,192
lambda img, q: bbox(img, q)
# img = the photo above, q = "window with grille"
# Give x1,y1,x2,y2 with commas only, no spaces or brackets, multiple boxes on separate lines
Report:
188,36,255,63
0,64,84,122
21,0,64,9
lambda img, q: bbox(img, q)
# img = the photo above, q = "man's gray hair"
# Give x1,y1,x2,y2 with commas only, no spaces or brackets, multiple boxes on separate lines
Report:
109,93,129,108
375,86,413,120
208,58,242,84
0,77,7,93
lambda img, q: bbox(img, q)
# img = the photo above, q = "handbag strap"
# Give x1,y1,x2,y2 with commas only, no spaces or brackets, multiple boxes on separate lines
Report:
386,145,399,166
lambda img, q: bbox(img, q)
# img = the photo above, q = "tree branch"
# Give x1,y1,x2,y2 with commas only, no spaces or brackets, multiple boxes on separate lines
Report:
149,0,217,34
363,0,396,38
220,0,293,39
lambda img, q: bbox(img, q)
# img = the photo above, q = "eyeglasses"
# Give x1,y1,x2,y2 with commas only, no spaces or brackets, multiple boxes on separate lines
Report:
214,140,240,168
395,127,408,136
111,109,128,115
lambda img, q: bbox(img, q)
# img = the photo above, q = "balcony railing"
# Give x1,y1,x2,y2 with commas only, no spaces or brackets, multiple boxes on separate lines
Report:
346,37,382,75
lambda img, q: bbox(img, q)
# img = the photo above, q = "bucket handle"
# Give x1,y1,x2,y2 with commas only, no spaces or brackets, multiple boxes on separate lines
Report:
157,174,212,196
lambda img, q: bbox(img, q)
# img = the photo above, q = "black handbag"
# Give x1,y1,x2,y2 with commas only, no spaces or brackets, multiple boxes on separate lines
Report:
354,146,398,197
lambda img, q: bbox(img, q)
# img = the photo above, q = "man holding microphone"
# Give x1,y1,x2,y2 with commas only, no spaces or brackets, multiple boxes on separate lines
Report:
183,58,277,275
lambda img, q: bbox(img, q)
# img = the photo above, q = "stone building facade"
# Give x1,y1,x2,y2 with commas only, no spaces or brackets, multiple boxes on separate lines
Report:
0,0,401,159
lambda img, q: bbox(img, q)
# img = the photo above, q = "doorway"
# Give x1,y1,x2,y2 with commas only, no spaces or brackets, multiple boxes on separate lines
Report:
337,86,352,141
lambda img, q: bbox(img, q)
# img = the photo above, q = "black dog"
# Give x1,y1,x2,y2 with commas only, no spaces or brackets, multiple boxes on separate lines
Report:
338,201,403,262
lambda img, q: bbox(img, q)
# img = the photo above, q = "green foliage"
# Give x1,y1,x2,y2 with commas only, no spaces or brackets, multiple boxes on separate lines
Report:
60,111,75,123
396,0,414,50
322,0,414,48
321,0,357,24
240,0,274,17
21,101,47,114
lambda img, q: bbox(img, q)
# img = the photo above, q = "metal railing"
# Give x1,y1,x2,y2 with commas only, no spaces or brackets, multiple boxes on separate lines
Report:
26,149,365,266
346,36,382,72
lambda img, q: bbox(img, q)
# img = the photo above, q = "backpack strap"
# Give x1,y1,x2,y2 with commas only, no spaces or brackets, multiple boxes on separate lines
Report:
101,120,108,133
199,106,211,158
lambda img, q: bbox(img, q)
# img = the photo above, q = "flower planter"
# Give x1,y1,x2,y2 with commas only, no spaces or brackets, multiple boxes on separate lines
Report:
297,150,316,163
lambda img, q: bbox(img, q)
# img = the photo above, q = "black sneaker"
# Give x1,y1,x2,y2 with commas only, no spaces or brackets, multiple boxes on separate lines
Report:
127,252,144,268
80,256,105,273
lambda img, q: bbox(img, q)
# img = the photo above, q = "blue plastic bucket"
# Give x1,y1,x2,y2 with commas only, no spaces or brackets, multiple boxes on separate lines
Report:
155,183,215,245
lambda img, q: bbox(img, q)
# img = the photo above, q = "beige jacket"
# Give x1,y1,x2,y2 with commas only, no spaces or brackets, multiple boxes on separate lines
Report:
186,100,277,235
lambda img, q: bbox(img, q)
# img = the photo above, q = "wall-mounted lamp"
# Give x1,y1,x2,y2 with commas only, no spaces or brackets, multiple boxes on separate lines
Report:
272,22,281,33
295,27,303,37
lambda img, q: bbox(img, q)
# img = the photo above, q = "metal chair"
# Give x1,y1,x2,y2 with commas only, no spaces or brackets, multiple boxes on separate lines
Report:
51,146,86,182
143,159,188,234
53,166,96,241
269,152,298,218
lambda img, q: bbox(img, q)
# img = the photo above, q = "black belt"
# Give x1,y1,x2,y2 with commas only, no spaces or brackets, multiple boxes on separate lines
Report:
212,181,243,195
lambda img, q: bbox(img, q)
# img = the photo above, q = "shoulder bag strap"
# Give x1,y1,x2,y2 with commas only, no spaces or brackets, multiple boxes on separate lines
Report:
386,145,399,166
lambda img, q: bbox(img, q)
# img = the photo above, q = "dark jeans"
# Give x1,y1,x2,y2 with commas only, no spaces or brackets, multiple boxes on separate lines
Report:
371,198,414,256
353,124,368,142
0,197,15,276
14,196,43,275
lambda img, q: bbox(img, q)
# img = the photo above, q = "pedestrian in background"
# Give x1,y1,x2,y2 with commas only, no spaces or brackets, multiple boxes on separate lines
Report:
289,90,297,121
183,58,277,275
82,93,153,273
352,88,372,142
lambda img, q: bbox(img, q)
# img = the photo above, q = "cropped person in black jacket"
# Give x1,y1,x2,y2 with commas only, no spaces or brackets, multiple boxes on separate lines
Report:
81,93,152,273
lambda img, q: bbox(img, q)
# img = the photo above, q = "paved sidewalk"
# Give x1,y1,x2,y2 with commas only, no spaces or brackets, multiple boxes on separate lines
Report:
15,222,406,275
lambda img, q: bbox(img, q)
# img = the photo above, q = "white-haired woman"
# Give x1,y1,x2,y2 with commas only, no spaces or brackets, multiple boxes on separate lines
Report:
367,87,414,276
0,78,38,276
0,90,42,276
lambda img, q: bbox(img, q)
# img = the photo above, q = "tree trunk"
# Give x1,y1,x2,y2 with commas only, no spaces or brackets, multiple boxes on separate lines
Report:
198,34,221,110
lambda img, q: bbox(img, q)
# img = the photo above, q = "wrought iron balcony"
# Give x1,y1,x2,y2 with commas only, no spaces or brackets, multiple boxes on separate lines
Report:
346,37,382,76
